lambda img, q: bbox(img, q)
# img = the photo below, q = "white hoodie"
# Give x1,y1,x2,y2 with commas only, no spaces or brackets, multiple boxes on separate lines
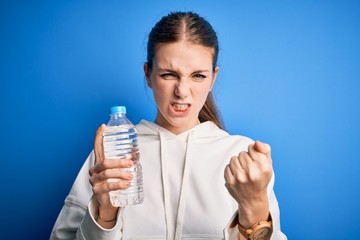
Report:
51,120,286,240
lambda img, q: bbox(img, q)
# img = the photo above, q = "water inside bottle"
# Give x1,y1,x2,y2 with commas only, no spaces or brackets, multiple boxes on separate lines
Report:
103,125,144,207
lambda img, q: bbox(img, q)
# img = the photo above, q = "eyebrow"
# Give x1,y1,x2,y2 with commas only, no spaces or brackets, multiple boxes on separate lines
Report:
157,68,210,73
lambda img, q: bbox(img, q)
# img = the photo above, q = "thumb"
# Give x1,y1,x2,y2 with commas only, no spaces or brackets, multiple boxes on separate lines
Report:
94,124,106,164
254,140,271,160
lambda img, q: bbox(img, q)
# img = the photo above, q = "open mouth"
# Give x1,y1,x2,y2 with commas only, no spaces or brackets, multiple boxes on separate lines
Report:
172,103,190,112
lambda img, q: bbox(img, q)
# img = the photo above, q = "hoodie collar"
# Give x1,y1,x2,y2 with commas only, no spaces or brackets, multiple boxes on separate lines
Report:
137,119,228,141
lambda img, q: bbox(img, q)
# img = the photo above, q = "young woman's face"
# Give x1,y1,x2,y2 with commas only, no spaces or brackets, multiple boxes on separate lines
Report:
144,41,219,134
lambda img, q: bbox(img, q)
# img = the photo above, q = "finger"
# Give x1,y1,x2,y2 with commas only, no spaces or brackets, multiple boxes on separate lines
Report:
229,155,251,185
92,158,134,175
90,167,133,185
92,179,131,195
253,140,272,160
229,156,245,175
238,151,253,173
94,124,106,165
224,164,236,185
248,143,269,163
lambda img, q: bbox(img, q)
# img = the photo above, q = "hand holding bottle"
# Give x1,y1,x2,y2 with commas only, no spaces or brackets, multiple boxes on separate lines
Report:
88,124,134,227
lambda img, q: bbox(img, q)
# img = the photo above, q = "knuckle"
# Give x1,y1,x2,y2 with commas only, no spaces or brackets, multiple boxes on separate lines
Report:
92,184,101,195
225,182,234,191
120,181,131,189
239,151,247,159
99,160,110,170
106,180,130,191
247,171,257,182
233,171,246,183
99,161,107,168
101,169,109,178
89,177,94,186
225,178,235,187
263,164,273,175
106,181,115,190
89,174,101,187
258,160,272,174
96,125,105,135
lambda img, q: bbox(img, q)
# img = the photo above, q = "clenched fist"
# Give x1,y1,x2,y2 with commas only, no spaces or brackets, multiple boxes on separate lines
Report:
224,140,273,228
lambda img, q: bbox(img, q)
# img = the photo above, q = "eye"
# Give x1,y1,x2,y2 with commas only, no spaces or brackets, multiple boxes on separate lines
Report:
192,73,206,80
160,73,178,80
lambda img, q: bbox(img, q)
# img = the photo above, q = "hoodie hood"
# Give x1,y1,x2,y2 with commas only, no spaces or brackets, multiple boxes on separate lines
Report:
136,119,229,142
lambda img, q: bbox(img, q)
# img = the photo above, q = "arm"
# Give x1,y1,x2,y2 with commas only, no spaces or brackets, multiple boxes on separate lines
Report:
50,125,133,240
77,124,134,239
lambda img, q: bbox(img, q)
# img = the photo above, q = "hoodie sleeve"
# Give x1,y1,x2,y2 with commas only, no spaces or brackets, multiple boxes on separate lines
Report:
50,151,124,240
223,174,287,240
50,152,94,239
76,197,123,240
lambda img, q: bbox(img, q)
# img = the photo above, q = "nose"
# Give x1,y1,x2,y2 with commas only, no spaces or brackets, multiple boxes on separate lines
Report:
175,79,190,99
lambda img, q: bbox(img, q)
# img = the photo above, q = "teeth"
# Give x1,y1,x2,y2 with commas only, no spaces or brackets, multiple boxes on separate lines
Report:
173,104,189,111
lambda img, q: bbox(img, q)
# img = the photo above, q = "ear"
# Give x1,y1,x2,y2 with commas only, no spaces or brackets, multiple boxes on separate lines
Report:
210,66,219,91
144,62,152,88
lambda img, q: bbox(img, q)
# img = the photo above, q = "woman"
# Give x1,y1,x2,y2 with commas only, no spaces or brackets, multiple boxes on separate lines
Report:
51,11,286,240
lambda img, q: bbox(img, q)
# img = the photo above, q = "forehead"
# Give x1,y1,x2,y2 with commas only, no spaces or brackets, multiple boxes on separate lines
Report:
153,41,214,70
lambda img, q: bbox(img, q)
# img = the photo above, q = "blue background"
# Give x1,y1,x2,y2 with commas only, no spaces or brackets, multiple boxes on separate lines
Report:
1,1,359,239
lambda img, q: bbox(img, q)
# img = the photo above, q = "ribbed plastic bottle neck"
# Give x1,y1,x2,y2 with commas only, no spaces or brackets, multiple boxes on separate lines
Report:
110,112,126,119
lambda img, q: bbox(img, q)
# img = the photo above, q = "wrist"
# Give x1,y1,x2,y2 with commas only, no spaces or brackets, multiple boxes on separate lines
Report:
238,194,269,228
96,205,119,228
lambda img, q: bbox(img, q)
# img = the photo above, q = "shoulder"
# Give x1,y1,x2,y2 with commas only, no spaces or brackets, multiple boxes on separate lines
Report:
197,121,254,151
211,122,254,146
217,134,254,152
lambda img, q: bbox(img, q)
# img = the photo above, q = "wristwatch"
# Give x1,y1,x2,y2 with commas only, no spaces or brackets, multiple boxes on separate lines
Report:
237,215,273,240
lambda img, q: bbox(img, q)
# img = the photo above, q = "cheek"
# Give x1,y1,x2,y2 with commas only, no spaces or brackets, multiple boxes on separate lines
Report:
152,87,163,104
151,82,170,106
193,87,211,107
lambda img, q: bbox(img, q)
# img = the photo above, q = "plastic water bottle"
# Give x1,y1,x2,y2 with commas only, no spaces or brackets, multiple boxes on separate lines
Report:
103,106,144,207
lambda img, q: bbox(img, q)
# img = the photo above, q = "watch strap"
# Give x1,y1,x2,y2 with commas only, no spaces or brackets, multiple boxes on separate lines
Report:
230,213,272,240
238,219,272,240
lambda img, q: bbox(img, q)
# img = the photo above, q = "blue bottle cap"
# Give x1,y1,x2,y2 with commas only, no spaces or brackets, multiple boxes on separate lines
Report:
109,106,126,114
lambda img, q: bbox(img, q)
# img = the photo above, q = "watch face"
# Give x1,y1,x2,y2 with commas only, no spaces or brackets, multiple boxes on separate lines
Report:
253,227,272,240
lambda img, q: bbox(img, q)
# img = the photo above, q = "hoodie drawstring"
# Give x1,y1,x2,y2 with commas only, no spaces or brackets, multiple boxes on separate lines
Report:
174,131,193,240
159,131,173,240
159,130,194,240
